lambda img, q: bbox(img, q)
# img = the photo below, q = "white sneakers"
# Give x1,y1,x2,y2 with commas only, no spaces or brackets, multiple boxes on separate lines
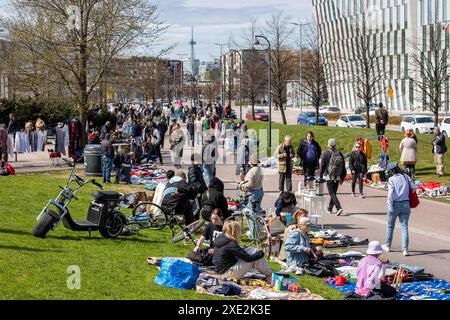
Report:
382,244,390,252
336,209,344,216
403,250,409,256
285,266,304,275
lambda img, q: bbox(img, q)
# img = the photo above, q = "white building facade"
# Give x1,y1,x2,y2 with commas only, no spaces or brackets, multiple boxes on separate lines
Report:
313,0,450,113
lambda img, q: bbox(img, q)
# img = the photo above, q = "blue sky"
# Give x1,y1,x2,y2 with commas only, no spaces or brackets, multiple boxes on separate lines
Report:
156,0,313,61
0,0,314,61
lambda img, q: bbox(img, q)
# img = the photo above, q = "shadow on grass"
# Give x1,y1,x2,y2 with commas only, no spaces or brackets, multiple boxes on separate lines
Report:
0,244,63,253
0,228,32,237
46,234,167,244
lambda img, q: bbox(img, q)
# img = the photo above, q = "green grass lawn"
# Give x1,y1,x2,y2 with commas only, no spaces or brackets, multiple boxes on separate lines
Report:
0,172,342,300
248,121,450,186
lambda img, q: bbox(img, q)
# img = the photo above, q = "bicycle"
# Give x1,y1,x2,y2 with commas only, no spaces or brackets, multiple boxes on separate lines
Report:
130,201,206,245
226,185,272,256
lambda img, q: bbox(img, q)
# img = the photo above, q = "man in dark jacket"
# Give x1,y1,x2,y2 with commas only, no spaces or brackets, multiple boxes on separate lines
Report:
274,191,297,217
319,138,347,216
188,153,208,218
187,116,195,147
375,103,389,141
201,177,230,221
158,118,168,149
212,228,272,280
161,171,198,225
101,133,115,183
432,127,447,177
297,131,322,186
100,121,112,140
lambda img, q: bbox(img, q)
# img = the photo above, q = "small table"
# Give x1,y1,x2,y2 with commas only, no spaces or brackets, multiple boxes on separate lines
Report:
295,190,326,229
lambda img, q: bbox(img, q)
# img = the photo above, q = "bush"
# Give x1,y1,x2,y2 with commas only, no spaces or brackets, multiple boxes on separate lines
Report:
0,98,77,128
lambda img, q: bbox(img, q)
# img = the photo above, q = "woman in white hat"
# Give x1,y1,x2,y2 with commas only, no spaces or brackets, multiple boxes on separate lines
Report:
355,241,396,298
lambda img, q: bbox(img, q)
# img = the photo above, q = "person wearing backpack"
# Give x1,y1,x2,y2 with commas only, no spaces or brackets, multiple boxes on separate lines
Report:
319,138,347,216
349,141,368,198
297,131,322,187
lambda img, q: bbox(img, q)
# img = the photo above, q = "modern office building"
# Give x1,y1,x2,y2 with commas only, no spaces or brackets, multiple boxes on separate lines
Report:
313,0,450,112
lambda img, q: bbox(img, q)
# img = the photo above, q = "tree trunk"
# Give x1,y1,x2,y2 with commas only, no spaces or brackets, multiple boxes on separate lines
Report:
280,102,287,125
366,101,371,129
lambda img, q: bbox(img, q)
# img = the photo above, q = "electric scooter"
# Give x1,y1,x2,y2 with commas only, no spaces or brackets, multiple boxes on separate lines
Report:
33,160,127,239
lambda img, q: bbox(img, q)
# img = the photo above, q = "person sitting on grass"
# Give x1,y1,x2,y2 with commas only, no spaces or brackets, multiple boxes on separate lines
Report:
191,209,225,266
284,217,323,274
212,220,273,282
278,209,309,261
355,241,397,299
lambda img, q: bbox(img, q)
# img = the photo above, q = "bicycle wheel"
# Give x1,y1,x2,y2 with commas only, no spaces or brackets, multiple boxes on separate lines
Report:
171,219,206,243
132,202,168,230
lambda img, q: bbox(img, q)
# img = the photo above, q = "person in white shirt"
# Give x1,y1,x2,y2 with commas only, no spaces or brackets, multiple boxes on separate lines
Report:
383,163,415,256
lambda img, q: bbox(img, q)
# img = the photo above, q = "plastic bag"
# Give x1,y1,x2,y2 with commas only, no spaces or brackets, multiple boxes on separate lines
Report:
154,258,201,290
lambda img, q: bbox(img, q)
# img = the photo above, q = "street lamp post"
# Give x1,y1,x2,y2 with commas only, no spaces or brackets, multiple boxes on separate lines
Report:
291,22,311,113
215,43,227,109
230,49,243,121
255,35,272,150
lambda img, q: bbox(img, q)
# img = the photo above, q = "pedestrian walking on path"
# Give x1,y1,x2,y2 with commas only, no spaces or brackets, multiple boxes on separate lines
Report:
101,133,115,183
375,103,389,141
319,138,346,216
349,141,368,198
383,163,416,257
432,127,447,177
275,135,295,192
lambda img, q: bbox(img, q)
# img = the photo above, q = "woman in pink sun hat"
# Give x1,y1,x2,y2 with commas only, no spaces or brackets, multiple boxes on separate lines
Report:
355,241,397,299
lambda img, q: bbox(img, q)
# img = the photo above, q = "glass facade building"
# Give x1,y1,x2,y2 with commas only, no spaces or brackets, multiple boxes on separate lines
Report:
313,0,450,112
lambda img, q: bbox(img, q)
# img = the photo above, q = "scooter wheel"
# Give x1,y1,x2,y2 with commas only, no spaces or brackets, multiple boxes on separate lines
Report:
33,209,59,238
100,214,125,239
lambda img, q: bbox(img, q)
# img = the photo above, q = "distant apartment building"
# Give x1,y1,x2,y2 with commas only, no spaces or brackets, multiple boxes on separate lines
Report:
313,0,450,112
107,56,182,103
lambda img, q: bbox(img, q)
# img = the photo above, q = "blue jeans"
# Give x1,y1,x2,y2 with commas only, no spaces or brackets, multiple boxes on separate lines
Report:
247,189,264,240
102,156,113,183
385,201,411,250
202,163,215,188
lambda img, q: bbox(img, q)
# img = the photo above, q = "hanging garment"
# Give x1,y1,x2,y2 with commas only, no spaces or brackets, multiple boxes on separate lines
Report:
7,134,14,157
31,131,40,152
36,130,46,152
69,120,81,159
63,124,70,147
364,139,373,160
55,128,66,155
14,132,30,153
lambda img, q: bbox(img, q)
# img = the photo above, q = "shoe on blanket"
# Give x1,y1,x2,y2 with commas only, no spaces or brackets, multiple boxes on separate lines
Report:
295,267,304,275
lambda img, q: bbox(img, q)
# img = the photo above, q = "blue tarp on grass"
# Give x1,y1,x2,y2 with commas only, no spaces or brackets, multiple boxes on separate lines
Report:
326,279,450,300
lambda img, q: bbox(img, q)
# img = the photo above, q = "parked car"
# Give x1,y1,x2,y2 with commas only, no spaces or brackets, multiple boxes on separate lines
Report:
245,108,269,121
440,117,450,137
319,106,341,114
336,115,367,128
401,115,435,134
355,106,377,116
297,111,328,126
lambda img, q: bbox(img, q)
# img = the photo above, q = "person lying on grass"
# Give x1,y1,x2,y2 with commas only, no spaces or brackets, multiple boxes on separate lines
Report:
284,217,323,275
194,208,224,255
212,220,273,283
